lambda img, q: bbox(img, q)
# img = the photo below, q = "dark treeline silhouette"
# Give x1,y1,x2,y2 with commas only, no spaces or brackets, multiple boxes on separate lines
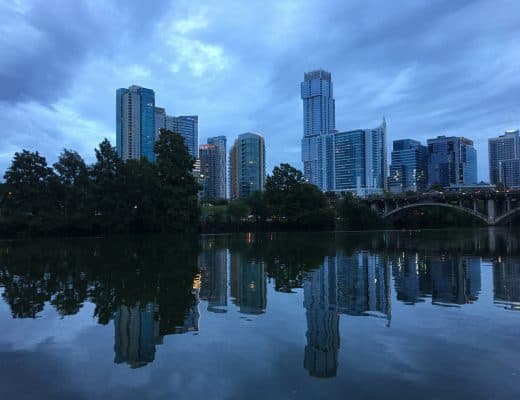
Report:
0,130,200,236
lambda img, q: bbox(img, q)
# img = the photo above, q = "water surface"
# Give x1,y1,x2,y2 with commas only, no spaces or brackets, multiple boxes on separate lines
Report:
0,229,519,399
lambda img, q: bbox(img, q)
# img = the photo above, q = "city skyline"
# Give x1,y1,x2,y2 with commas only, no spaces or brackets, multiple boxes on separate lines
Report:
1,1,519,182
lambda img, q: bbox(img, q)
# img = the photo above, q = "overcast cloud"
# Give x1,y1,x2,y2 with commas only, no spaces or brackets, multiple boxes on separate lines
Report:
1,0,519,181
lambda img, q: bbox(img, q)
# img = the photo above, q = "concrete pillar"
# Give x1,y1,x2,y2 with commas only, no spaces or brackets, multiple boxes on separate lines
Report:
506,197,512,212
487,199,496,225
473,198,478,213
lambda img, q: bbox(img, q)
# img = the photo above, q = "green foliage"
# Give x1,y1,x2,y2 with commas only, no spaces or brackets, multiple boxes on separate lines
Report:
2,150,58,233
336,192,387,230
1,130,200,236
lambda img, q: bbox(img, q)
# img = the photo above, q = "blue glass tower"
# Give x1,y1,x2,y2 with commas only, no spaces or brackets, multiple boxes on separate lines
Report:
207,136,227,199
229,133,266,200
301,70,335,188
169,115,199,159
116,85,156,161
389,139,428,193
427,136,477,187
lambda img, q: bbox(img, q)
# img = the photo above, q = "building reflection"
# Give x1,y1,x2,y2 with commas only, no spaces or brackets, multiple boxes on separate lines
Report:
199,249,228,313
493,257,520,311
303,251,391,378
230,253,266,315
114,302,161,368
392,254,481,307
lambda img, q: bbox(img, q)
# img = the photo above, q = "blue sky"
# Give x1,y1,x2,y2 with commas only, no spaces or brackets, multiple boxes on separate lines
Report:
1,0,519,181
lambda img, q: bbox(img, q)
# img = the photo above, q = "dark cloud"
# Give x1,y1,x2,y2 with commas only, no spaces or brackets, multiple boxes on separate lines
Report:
0,0,519,179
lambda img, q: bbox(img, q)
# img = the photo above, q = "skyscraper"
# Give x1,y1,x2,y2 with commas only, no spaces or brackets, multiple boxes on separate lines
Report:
199,143,219,199
229,133,266,200
427,136,477,187
170,115,199,159
116,85,156,161
301,70,335,187
319,119,387,196
488,129,520,186
389,139,428,193
207,136,227,199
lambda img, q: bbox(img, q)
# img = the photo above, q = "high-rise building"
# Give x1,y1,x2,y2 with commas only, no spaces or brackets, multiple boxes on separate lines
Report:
207,136,227,199
488,129,520,186
154,107,167,140
389,139,428,193
229,133,266,200
319,120,387,196
301,70,335,187
116,85,156,161
199,143,219,199
170,115,198,159
198,248,228,313
427,136,477,187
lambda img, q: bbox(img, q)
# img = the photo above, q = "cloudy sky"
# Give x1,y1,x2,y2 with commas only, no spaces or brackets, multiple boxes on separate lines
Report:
1,0,519,181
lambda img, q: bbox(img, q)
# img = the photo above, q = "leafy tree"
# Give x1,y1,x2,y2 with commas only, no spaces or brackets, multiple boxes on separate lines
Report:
154,130,200,231
228,200,250,223
53,149,91,231
2,150,58,232
336,192,386,230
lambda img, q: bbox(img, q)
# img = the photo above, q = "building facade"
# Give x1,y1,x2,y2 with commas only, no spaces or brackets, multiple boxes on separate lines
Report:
207,136,227,199
229,133,266,200
427,136,477,187
488,130,520,186
388,139,428,193
319,120,387,196
199,143,219,199
301,70,335,187
170,116,199,159
116,85,156,161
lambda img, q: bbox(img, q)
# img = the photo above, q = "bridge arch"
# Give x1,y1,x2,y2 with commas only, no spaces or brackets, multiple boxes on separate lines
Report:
494,207,520,225
383,202,490,225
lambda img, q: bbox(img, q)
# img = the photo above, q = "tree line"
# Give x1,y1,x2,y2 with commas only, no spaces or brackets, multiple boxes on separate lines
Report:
0,130,200,235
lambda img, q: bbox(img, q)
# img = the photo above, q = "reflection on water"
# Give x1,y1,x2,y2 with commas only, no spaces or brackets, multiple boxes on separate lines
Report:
0,229,520,382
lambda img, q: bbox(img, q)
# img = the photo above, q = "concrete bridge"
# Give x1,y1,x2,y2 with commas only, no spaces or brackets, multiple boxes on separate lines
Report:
366,191,520,226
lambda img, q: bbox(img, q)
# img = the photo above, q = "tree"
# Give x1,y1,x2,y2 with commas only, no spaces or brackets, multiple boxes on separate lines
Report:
336,192,386,230
2,150,58,232
154,130,200,231
90,139,124,231
53,149,90,231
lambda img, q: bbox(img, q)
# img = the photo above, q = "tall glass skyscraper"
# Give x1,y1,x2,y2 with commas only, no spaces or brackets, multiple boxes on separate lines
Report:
229,133,266,200
170,115,199,159
427,136,477,187
207,136,227,199
488,129,520,186
116,85,156,161
301,70,335,187
199,143,219,199
389,139,428,193
319,120,387,196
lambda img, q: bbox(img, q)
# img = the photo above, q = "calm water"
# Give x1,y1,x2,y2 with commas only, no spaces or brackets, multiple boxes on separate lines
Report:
0,229,519,399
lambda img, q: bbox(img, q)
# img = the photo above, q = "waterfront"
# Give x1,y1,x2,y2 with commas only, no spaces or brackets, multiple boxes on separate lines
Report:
0,229,519,399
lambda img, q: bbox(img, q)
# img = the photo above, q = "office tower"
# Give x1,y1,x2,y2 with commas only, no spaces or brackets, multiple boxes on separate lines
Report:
154,107,167,140
303,258,339,378
388,139,428,193
301,70,335,187
170,115,198,159
207,136,227,199
113,303,161,368
199,143,219,199
427,136,477,187
488,129,520,187
116,85,156,161
319,119,387,196
229,133,266,200
499,159,520,188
